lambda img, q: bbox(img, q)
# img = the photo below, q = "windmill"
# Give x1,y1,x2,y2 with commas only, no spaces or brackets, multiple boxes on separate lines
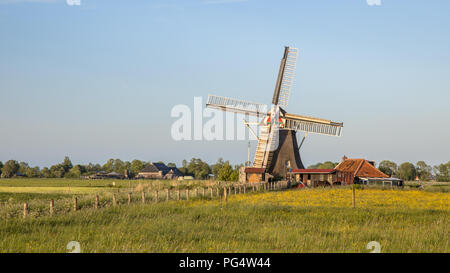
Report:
206,46,343,179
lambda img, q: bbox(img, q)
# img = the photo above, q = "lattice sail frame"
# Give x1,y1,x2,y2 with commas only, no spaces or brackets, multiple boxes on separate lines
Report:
206,95,268,118
272,47,299,107
283,113,343,137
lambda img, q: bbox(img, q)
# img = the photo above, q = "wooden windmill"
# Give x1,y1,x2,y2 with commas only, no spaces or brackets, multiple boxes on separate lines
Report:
206,46,343,178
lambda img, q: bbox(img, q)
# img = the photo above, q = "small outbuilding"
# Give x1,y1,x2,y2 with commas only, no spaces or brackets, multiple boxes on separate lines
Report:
239,167,266,183
136,163,182,179
289,169,337,187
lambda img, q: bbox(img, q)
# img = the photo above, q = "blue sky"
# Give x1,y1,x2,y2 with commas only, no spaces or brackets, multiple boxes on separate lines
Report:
0,0,449,168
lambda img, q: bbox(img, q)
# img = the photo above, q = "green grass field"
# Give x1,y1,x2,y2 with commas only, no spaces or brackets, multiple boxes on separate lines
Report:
0,179,448,253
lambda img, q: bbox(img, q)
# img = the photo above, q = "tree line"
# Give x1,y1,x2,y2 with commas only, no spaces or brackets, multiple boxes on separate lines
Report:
308,160,450,182
0,157,243,181
1,157,448,182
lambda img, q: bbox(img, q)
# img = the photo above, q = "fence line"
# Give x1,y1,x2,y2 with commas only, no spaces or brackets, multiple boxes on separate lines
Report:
19,181,291,219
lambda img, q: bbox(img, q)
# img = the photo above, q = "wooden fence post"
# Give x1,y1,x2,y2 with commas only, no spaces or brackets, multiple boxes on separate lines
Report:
243,185,246,194
95,195,99,209
128,193,131,205
216,187,220,197
142,191,146,204
224,187,227,202
166,189,169,202
210,187,213,198
177,190,180,201
186,188,189,200
50,199,54,216
195,188,198,198
352,185,356,208
154,191,158,203
112,194,117,206
73,197,78,211
202,187,205,197
23,203,28,218
234,186,236,195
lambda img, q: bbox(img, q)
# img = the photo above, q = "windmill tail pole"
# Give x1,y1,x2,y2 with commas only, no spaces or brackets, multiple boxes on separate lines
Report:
298,131,308,150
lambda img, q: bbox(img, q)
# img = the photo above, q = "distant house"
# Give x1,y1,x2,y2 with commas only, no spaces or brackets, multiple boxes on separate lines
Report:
86,171,125,180
136,163,183,180
334,156,389,184
289,156,402,187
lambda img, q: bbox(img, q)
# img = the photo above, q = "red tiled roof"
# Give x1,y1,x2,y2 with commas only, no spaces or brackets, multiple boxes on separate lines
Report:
291,169,336,174
245,167,265,174
335,158,388,178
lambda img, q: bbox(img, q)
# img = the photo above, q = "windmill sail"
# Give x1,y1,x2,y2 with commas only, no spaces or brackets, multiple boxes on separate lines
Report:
283,113,343,137
206,95,267,117
272,47,299,107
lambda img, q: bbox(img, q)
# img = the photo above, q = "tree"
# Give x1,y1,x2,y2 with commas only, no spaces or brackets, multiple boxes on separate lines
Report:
1,160,20,178
434,162,450,182
185,158,211,179
307,161,338,169
0,161,3,176
130,160,147,177
211,158,225,178
49,164,65,178
378,160,398,177
18,162,30,176
41,167,52,178
397,162,416,181
416,161,432,181
218,161,233,181
61,157,73,173
167,162,176,168
214,160,240,181
66,165,85,178
102,158,127,174
25,166,41,178
85,163,102,174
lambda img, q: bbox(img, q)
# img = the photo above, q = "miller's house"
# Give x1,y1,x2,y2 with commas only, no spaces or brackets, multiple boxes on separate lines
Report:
136,162,183,179
289,156,403,187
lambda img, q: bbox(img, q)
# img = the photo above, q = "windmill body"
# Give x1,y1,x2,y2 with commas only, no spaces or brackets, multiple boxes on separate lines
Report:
206,46,343,180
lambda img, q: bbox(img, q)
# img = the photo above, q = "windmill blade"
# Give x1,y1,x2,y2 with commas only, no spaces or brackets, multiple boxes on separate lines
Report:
272,46,299,107
206,94,268,117
283,113,344,137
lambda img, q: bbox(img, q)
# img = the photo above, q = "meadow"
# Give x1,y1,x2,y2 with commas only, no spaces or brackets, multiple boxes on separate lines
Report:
0,178,448,253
